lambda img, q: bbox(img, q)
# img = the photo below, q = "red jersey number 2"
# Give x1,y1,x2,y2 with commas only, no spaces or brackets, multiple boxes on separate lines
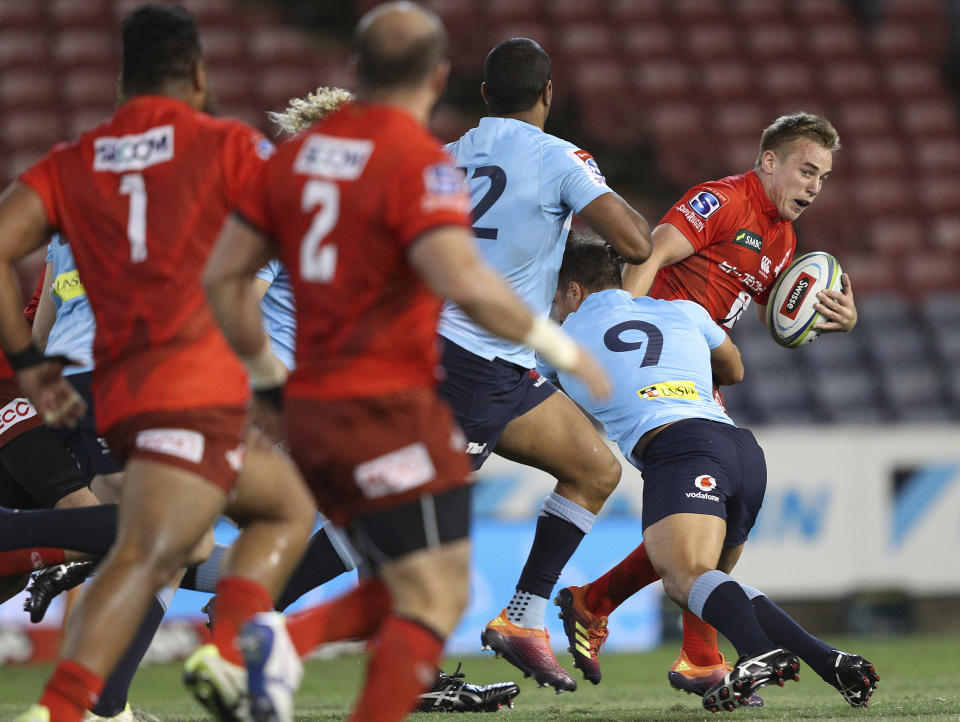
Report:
300,179,339,283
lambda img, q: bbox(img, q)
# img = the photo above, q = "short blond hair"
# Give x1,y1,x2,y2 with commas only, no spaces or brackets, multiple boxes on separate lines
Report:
755,112,840,168
267,86,355,135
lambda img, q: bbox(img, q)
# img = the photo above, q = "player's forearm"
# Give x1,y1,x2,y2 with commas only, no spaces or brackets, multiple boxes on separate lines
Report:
206,278,270,360
621,259,659,297
0,264,35,357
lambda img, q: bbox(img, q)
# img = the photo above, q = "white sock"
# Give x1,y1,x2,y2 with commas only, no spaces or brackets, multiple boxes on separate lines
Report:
505,590,548,629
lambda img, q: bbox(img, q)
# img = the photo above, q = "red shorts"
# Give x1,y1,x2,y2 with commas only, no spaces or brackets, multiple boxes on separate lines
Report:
104,405,248,493
0,376,43,448
285,388,471,527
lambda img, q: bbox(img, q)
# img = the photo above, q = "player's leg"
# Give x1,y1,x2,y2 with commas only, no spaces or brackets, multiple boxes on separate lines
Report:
482,391,619,692
37,458,227,722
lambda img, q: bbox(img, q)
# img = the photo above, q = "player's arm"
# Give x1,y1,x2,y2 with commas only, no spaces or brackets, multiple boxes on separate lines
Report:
622,222,696,297
408,226,611,400
31,261,56,350
577,192,651,263
0,182,84,425
204,215,286,389
813,273,857,333
710,336,744,386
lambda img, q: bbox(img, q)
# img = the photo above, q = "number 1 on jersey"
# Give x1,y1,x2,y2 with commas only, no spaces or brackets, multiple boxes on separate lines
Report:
120,173,147,263
300,179,339,283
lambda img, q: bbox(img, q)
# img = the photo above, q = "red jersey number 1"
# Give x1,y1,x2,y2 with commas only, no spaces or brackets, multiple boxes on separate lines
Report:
120,173,148,263
299,179,339,283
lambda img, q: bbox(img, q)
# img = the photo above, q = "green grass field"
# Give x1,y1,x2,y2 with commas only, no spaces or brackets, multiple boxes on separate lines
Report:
1,635,957,720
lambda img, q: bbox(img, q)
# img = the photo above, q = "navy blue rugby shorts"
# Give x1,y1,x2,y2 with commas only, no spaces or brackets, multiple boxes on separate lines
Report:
436,338,557,470
55,371,123,480
639,418,766,546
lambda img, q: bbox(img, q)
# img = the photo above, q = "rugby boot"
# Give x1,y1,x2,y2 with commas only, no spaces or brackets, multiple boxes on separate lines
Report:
415,662,520,712
82,704,162,721
239,612,303,722
24,559,98,623
825,651,879,707
669,650,763,707
183,644,250,721
480,610,577,692
554,585,608,684
702,648,800,713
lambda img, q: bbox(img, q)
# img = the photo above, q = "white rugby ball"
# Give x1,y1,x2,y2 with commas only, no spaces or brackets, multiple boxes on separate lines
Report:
766,251,843,348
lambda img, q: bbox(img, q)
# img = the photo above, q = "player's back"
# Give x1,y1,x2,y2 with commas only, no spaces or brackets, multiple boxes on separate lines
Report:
243,103,470,400
558,290,733,462
440,118,609,367
21,96,268,427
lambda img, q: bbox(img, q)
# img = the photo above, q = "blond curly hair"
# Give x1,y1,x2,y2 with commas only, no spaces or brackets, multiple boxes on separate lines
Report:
267,86,355,135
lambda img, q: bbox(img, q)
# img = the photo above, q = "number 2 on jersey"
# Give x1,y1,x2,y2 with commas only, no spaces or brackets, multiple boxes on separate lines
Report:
120,173,147,263
300,179,339,283
460,165,506,240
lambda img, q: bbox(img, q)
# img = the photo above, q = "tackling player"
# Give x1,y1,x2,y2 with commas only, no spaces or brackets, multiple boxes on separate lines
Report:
552,236,878,711
204,5,609,721
0,6,317,721
556,112,859,697
440,38,652,692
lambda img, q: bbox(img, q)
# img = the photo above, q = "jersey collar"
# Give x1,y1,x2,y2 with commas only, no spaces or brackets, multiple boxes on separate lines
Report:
746,169,781,221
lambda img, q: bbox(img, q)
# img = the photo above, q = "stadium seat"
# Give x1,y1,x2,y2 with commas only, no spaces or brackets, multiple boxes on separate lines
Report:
67,108,112,138
791,0,854,23
488,21,551,48
48,0,112,25
543,0,606,23
200,27,246,64
0,112,62,149
834,100,897,137
0,30,49,70
912,137,960,173
700,61,755,101
742,365,821,425
745,23,801,60
630,60,694,102
0,70,57,109
898,97,960,136
670,0,728,21
52,28,118,67
483,0,539,23
930,215,960,251
620,23,677,61
863,323,929,368
553,24,617,63
808,367,887,424
683,23,738,60
917,175,960,214
255,64,324,113
882,61,943,99
803,327,865,370
248,26,317,65
878,363,949,422
730,0,787,22
759,62,819,100
207,64,256,106
607,0,664,23
712,102,768,137
809,22,864,59
856,292,914,330
62,68,119,110
867,217,925,256
0,0,45,27
903,251,960,295
849,136,908,173
920,291,960,328
839,254,897,296
868,22,931,59
852,174,918,217
930,325,960,368
820,60,880,101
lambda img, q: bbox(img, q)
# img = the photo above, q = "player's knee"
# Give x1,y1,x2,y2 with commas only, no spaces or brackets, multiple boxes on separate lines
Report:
385,543,470,638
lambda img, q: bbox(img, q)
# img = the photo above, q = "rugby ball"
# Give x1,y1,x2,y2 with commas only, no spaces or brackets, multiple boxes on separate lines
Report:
766,251,842,348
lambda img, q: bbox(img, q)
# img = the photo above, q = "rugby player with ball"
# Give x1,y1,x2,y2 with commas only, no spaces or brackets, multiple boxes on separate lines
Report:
554,112,860,700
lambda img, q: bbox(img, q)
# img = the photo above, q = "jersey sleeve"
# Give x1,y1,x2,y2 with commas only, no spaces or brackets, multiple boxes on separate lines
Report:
221,123,275,209
234,159,274,237
385,147,471,248
674,299,727,349
544,144,612,214
256,258,282,284
19,153,62,230
659,182,744,254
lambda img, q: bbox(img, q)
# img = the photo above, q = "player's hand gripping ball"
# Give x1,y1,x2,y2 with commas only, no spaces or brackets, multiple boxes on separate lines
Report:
766,251,843,348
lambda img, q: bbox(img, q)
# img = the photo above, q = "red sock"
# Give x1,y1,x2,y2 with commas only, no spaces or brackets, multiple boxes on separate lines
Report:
0,548,66,576
584,541,660,617
681,609,723,666
38,659,104,722
211,576,273,665
286,577,391,657
348,615,443,722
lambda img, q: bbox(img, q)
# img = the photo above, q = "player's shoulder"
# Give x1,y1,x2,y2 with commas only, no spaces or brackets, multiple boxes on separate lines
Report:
669,298,712,321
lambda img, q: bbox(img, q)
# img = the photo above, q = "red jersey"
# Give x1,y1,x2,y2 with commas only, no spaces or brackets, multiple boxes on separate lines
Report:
237,103,471,401
20,96,272,430
652,170,796,331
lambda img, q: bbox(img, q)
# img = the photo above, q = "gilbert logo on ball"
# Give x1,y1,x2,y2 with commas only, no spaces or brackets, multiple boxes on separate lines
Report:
694,474,717,492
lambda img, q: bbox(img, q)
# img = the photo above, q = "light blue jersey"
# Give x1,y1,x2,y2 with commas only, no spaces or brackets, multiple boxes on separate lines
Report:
45,237,95,375
557,290,734,465
256,259,296,371
439,117,612,367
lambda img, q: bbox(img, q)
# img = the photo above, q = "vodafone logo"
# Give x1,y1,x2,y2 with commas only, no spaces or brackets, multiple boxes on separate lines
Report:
694,474,717,492
0,397,38,433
